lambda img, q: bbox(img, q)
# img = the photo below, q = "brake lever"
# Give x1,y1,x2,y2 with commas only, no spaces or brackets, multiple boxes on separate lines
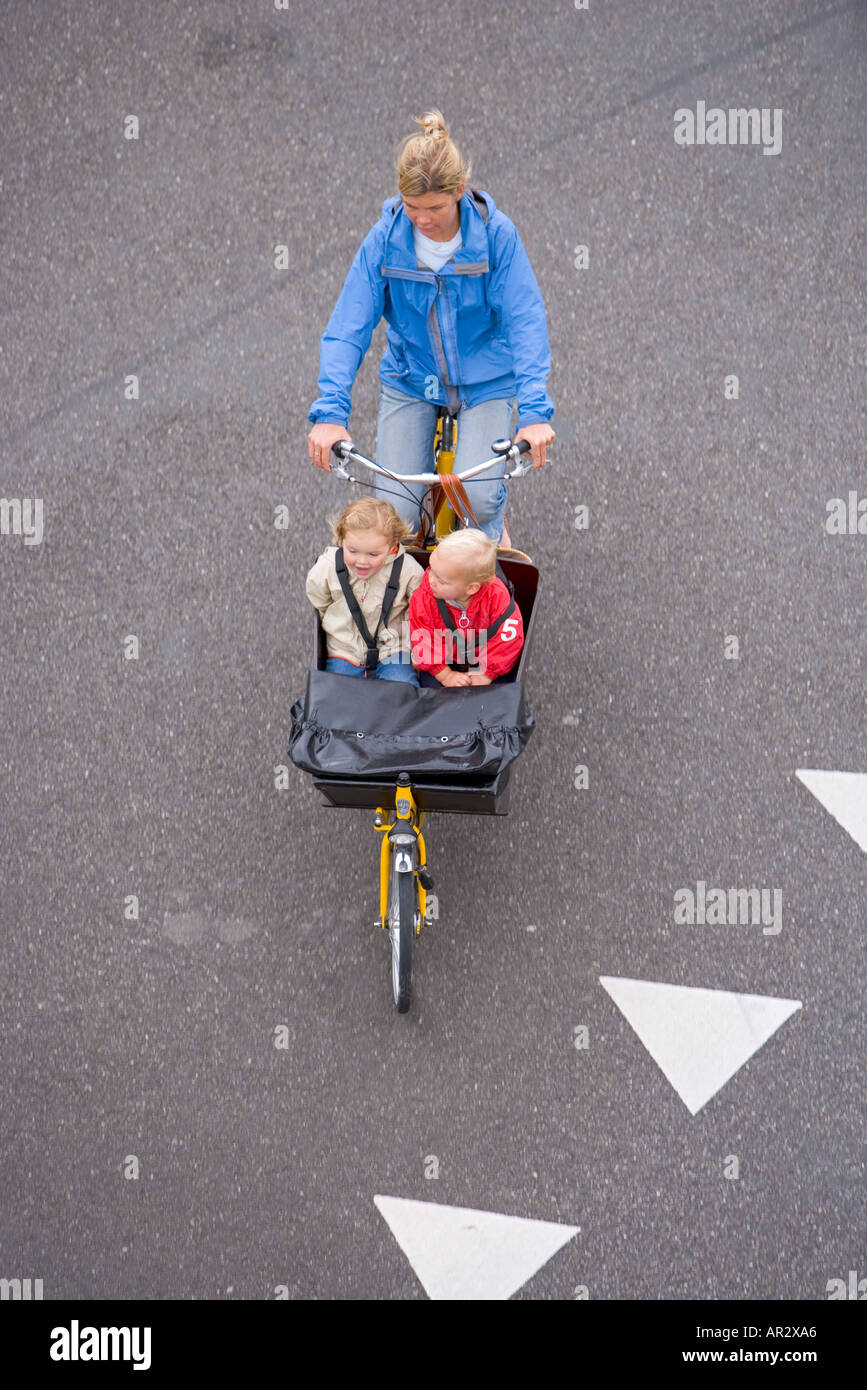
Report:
328,439,355,480
506,457,535,478
492,436,535,478
505,441,536,478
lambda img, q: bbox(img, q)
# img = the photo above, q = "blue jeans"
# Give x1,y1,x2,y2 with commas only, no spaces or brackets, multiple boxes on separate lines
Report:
325,655,420,685
375,382,516,543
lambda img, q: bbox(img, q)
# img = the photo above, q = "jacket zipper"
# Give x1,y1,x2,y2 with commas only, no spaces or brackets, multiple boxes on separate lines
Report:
380,261,483,412
430,276,460,415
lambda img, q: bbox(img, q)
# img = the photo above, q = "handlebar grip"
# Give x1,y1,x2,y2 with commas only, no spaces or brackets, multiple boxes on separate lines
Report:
331,439,352,460
492,437,533,456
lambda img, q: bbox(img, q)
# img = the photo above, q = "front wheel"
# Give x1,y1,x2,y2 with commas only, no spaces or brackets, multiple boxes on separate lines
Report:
388,848,415,1013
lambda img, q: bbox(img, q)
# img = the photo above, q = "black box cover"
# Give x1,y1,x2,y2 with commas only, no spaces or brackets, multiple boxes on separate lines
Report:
288,669,535,781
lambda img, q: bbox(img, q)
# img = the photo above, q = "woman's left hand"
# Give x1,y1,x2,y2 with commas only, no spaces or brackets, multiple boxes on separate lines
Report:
514,423,555,469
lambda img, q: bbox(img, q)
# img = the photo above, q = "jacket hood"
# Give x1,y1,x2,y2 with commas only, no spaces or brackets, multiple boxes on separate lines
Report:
378,187,496,268
379,186,497,220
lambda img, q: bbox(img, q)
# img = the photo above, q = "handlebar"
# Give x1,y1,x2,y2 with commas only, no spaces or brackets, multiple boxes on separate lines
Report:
328,437,534,486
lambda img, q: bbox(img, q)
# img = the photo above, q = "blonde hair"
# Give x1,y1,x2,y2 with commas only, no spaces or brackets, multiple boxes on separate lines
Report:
433,528,496,587
328,497,416,549
396,108,471,198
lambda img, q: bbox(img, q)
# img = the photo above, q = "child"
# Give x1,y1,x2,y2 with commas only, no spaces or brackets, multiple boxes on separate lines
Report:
306,498,425,683
409,529,524,688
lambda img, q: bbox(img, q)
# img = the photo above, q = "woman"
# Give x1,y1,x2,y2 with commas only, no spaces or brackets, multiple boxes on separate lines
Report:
307,109,555,547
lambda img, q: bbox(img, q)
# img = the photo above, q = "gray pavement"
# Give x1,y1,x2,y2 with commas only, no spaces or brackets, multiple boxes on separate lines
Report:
1,0,864,1300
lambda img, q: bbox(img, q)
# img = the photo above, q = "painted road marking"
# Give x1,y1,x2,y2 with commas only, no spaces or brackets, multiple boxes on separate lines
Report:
374,1195,579,1300
795,769,867,854
599,977,802,1115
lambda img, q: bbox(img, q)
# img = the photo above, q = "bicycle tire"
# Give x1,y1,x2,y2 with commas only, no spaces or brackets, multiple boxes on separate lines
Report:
388,848,415,1013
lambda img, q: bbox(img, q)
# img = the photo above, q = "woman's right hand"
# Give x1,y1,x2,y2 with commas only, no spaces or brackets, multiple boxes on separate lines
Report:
308,424,351,472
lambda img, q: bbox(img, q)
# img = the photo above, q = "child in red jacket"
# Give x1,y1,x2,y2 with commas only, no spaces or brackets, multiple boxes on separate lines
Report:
409,529,524,688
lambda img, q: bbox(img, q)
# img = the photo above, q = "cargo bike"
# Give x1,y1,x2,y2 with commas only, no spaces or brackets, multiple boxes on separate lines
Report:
288,411,541,1012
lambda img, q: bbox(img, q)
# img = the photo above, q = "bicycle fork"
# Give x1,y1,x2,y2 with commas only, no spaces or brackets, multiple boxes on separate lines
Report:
374,773,437,933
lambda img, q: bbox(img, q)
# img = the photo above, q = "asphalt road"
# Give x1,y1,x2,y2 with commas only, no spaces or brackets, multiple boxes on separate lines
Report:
1,0,864,1303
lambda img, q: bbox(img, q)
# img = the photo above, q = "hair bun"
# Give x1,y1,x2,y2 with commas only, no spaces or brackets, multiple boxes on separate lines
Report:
398,109,468,198
419,111,448,140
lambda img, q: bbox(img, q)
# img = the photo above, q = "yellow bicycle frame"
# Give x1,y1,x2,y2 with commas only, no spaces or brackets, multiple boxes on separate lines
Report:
433,414,458,538
372,411,529,950
372,416,456,940
431,413,532,558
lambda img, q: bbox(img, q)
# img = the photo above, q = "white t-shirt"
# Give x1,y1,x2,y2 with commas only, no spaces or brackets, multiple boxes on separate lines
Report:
413,225,462,272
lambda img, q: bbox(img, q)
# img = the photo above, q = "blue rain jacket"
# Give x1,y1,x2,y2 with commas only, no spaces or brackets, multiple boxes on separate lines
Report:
308,187,554,429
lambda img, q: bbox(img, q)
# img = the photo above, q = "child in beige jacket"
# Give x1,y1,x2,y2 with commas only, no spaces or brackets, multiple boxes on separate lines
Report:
305,498,425,683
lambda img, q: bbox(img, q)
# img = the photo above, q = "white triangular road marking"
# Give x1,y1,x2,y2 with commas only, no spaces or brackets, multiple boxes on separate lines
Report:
796,769,867,853
374,1196,579,1300
600,977,802,1115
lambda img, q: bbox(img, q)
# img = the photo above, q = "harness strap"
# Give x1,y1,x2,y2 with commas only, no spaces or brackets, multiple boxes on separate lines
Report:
434,592,517,672
335,548,405,672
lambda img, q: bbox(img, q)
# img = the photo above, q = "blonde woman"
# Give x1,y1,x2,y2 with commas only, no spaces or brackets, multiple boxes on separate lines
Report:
307,109,555,548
